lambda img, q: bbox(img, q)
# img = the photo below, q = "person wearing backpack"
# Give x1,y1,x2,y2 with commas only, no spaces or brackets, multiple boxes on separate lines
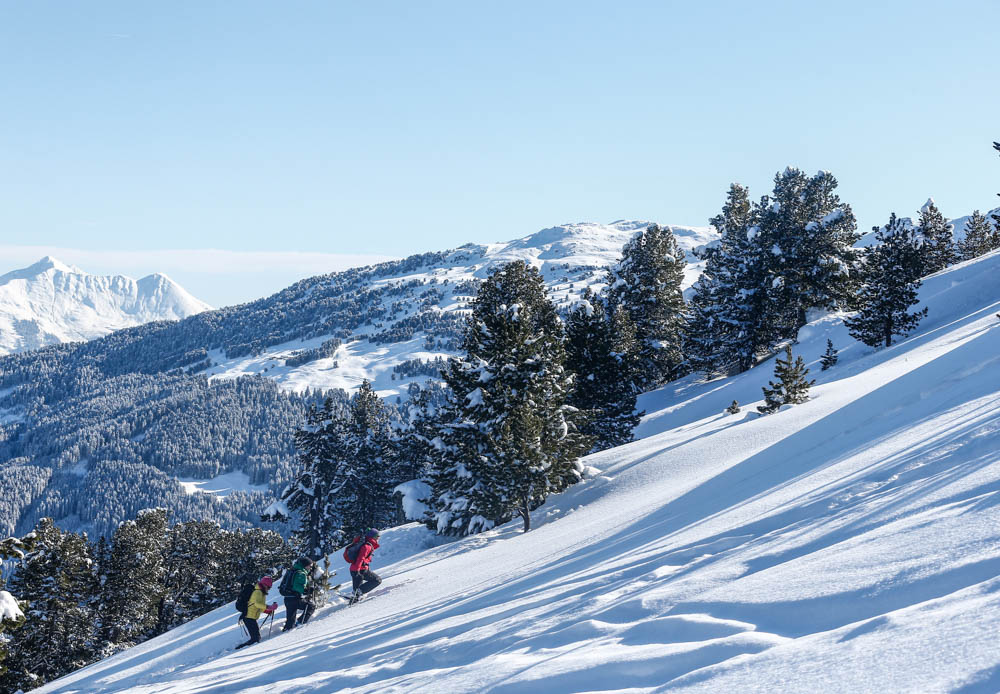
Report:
348,529,382,604
279,557,315,632
235,575,277,650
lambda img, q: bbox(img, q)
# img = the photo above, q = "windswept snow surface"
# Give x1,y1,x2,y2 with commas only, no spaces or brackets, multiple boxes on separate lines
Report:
0,256,211,354
40,250,1000,693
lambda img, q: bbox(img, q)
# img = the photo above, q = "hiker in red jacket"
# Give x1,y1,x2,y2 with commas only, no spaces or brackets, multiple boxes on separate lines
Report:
349,528,382,604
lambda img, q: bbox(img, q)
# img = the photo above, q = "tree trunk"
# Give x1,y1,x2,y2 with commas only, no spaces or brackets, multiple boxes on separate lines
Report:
520,494,531,532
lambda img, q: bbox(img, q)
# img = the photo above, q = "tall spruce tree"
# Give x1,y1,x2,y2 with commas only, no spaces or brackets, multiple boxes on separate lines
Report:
994,141,1000,227
686,183,774,375
156,520,226,635
845,214,928,348
275,383,400,553
565,291,643,452
0,535,31,678
758,346,815,414
331,380,400,541
425,261,591,535
758,168,860,335
957,210,999,260
606,224,687,388
273,397,350,557
915,198,957,274
217,526,296,599
97,508,168,648
2,519,97,693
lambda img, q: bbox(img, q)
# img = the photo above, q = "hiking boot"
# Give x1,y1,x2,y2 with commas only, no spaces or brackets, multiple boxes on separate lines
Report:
349,589,363,605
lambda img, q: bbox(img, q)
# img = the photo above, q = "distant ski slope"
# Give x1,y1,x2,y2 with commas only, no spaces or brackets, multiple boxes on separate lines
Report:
38,249,1000,693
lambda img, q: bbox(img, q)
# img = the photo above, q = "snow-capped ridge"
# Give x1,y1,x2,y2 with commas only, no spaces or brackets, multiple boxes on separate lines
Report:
0,258,212,355
0,255,83,283
204,219,717,399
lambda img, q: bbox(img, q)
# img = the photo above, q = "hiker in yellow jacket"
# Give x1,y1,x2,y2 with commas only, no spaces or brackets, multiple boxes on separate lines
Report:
236,576,277,650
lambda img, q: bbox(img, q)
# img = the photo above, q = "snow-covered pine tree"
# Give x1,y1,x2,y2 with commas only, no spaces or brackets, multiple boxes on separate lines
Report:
606,224,687,388
0,536,31,679
2,519,97,693
915,198,957,274
726,400,741,415
820,339,838,370
957,210,999,261
97,508,168,649
994,141,1000,229
757,346,815,414
758,168,860,335
846,214,928,348
425,261,592,535
396,382,445,482
217,526,295,600
331,380,400,542
686,183,774,375
565,290,643,452
274,397,350,557
156,520,226,635
394,382,450,522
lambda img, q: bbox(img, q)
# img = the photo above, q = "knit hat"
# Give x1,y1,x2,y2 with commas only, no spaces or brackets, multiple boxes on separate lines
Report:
259,575,273,590
365,528,380,539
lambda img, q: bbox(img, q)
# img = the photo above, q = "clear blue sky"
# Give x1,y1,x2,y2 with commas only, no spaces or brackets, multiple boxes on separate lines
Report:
1,1,998,306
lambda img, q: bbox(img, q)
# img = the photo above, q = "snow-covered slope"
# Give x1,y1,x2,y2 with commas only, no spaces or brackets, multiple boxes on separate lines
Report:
40,249,1000,692
204,220,715,399
0,256,211,354
856,202,1000,248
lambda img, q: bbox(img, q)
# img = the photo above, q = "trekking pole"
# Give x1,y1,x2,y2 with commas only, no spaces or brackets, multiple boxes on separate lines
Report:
268,610,275,637
238,616,249,639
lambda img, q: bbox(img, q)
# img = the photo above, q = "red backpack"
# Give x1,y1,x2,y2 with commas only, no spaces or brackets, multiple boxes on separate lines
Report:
343,536,364,564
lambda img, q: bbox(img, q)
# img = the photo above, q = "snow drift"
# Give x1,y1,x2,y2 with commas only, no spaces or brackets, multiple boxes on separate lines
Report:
37,248,1000,693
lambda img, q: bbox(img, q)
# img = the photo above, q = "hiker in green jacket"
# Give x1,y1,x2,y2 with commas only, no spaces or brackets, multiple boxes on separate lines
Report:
279,557,315,631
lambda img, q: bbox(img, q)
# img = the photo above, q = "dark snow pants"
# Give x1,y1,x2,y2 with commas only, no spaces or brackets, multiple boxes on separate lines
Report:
283,595,312,630
237,615,260,648
351,569,382,595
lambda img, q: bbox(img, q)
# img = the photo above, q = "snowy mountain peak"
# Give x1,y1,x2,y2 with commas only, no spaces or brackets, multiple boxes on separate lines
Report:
0,255,82,282
34,255,78,273
0,259,212,355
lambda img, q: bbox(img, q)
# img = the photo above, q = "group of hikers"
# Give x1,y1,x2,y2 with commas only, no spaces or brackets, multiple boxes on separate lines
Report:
235,528,383,650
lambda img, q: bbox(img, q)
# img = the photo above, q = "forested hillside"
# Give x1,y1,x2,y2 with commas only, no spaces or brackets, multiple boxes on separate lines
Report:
0,221,713,538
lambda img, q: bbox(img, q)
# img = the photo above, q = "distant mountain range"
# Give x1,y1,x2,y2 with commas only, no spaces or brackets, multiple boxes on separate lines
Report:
0,256,211,355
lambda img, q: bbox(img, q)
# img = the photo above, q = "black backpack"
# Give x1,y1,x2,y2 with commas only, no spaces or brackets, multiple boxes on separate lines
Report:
278,569,297,597
343,537,364,564
235,582,255,615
